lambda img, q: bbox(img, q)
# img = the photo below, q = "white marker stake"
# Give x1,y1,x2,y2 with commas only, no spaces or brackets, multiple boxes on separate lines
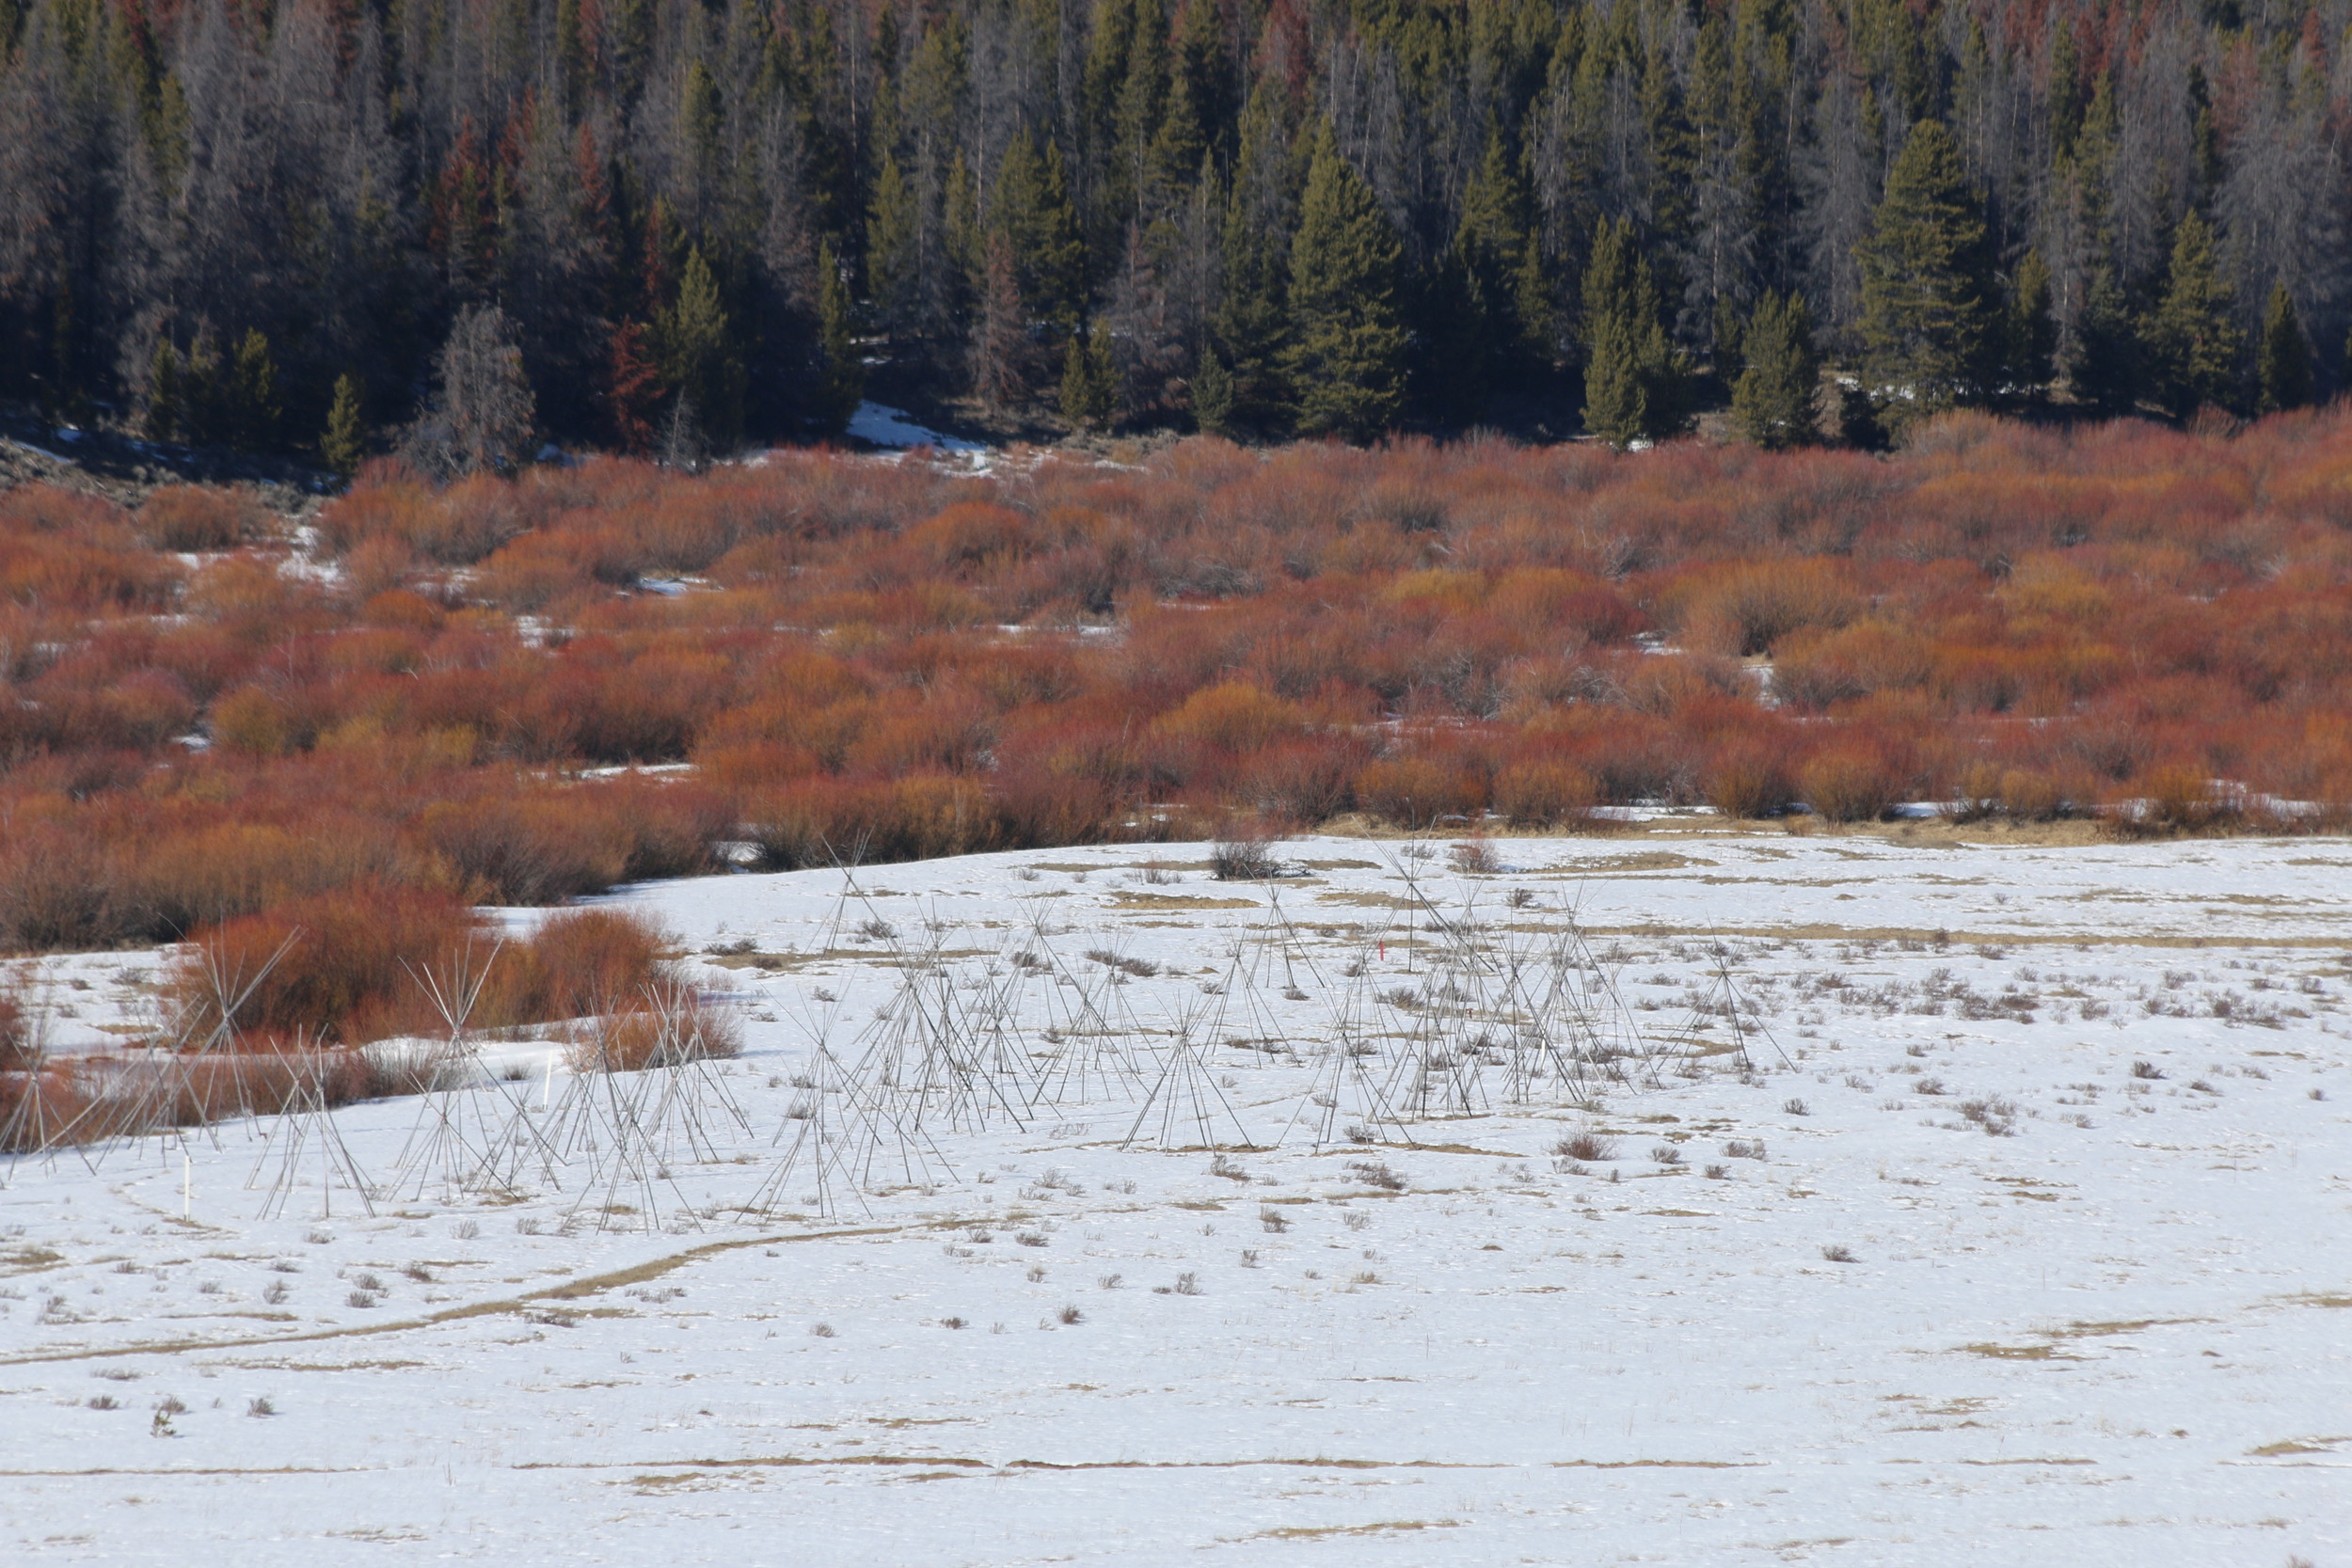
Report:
542,1052,554,1111
181,1150,192,1221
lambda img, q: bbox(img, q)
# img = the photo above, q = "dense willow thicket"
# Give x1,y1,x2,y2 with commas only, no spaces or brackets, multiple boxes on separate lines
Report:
1,0,2345,455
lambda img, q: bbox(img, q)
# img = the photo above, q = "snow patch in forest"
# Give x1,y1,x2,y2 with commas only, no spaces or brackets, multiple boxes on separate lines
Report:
845,400,986,452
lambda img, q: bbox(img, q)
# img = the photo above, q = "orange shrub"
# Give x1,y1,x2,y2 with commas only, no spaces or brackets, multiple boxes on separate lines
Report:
160,884,482,1045
2,408,2350,1004
1668,559,1861,657
139,486,260,551
1494,760,1601,826
507,906,669,1020
1704,741,1795,819
906,501,1035,569
421,793,634,904
1152,682,1310,752
1798,747,1902,823
1354,755,1486,828
565,980,741,1072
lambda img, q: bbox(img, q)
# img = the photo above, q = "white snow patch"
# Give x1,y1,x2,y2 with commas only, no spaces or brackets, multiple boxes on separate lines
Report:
846,400,985,452
2,833,2348,1563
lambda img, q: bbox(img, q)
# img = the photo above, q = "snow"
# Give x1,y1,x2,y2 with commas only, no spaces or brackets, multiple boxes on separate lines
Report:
3,436,76,465
5,832,2350,1564
845,400,986,452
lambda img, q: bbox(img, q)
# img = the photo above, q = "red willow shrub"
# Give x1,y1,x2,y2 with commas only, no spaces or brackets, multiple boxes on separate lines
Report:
3,411,2352,965
158,895,673,1048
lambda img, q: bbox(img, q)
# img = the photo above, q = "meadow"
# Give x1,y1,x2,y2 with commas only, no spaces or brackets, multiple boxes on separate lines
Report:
4,409,2352,1061
0,833,2344,1564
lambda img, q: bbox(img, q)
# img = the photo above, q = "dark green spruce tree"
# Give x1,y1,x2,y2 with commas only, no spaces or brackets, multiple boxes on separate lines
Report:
1281,121,1408,442
661,248,746,449
1206,82,1301,436
1581,216,1686,446
320,372,367,476
2143,211,2242,418
1429,125,1549,417
1731,293,1819,450
2256,282,2314,416
1856,120,1997,421
2004,250,2057,395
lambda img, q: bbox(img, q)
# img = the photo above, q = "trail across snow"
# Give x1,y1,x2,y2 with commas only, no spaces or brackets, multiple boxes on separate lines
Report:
3,830,2349,1565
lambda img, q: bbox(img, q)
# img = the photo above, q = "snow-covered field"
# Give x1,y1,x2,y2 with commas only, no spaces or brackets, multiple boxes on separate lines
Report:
4,829,2350,1566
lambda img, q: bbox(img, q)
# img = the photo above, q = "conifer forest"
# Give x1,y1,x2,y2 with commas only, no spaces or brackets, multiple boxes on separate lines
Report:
3,0,2348,456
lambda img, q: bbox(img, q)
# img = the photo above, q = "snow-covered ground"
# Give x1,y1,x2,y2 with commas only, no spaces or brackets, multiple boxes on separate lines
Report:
844,400,986,452
5,831,2350,1566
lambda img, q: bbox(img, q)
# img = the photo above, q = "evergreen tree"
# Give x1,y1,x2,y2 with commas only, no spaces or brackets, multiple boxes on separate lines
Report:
146,340,183,442
972,231,1029,411
661,248,745,449
320,372,366,476
2048,21,2084,164
226,329,281,451
2258,283,2315,415
2144,211,2242,418
991,132,1085,333
681,61,722,176
1191,344,1234,435
946,153,982,287
2005,249,2057,393
2071,269,2142,414
1857,120,1997,420
1580,216,1687,446
1059,324,1116,430
814,241,864,436
1731,292,1819,450
1281,122,1408,442
1582,309,1655,446
1435,125,1549,412
0,0,2330,453
1209,83,1300,436
176,333,225,448
866,152,921,333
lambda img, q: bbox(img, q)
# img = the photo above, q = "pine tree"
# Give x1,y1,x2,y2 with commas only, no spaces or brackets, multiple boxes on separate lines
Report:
177,333,225,448
866,152,920,333
1580,216,1687,446
680,60,723,177
320,372,366,476
1857,119,1997,420
1438,125,1549,410
814,240,864,436
1191,344,1234,435
991,132,1085,333
660,247,744,448
1281,121,1407,442
2048,21,2085,164
2071,269,2142,415
1059,324,1116,430
946,152,981,287
146,340,182,442
2005,249,2057,393
1581,309,1653,446
2258,283,2315,415
1731,292,1819,450
1210,83,1300,436
2144,211,2242,418
226,328,281,451
972,231,1029,412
